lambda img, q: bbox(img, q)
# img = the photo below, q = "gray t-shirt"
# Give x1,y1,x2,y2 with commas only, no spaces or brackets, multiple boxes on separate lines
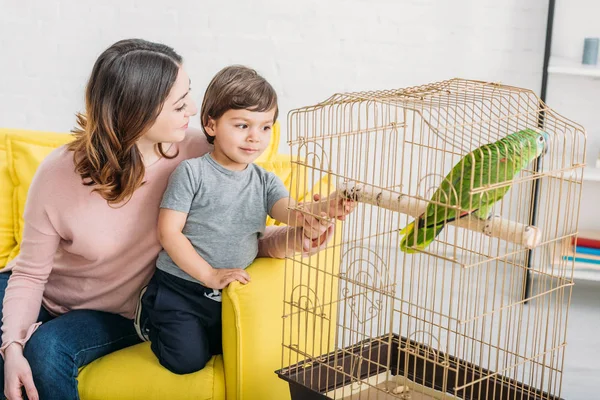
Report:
156,154,289,284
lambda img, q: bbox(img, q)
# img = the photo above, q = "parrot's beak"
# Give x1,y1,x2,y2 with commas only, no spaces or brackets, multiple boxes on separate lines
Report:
543,139,549,156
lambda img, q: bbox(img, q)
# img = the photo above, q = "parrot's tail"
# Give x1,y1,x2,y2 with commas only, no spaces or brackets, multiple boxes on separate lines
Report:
399,217,445,253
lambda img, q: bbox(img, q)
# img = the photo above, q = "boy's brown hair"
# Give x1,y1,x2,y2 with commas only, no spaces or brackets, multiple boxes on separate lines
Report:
200,65,278,144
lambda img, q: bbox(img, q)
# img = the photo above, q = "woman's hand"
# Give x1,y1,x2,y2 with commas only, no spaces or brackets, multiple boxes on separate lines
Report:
201,267,251,290
4,343,38,400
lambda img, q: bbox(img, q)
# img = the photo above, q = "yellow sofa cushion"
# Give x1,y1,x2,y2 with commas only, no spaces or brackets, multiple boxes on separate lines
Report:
77,342,225,400
4,130,74,262
0,131,16,267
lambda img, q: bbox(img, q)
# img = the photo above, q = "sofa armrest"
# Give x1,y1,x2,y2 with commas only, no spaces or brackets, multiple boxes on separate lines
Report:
222,224,342,400
222,257,289,400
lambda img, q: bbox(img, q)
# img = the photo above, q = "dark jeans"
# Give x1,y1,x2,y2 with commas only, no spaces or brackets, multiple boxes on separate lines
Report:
141,269,222,375
0,272,141,399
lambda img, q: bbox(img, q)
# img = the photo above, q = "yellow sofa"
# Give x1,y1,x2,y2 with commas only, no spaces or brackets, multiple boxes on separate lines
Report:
0,126,339,399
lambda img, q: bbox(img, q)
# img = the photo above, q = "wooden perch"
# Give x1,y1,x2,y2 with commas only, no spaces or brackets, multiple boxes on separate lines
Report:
337,182,542,249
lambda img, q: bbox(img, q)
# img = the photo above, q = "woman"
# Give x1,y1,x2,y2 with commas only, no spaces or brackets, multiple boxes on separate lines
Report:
0,39,330,400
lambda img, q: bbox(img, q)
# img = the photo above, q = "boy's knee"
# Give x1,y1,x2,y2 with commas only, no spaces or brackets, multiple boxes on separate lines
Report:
152,339,211,375
162,353,211,375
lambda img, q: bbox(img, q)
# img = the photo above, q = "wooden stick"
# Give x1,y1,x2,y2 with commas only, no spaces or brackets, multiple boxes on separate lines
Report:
337,182,542,249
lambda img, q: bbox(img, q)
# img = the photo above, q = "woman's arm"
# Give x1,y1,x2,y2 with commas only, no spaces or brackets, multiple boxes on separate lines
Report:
257,224,334,259
1,165,60,357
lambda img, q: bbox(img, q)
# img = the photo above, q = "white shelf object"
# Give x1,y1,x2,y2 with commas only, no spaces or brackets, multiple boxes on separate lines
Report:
547,262,600,283
571,265,600,282
573,261,600,282
583,166,600,182
548,56,600,78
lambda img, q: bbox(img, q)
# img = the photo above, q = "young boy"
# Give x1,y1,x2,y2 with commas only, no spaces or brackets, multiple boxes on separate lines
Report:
135,65,354,375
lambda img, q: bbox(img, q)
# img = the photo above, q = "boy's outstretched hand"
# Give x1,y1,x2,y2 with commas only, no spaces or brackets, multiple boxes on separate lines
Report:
295,193,356,240
202,267,250,290
314,192,356,221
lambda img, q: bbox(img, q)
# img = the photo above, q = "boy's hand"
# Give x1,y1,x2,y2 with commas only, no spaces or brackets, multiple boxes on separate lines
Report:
309,193,356,221
202,268,250,290
323,192,356,221
295,205,330,240
295,193,356,240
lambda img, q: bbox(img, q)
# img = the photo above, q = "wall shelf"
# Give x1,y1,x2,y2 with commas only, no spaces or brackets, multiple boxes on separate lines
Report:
549,262,600,282
584,167,600,182
571,265,600,282
548,56,600,78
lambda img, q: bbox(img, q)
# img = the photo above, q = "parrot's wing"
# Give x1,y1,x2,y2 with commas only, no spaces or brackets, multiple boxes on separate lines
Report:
467,144,515,220
422,151,477,227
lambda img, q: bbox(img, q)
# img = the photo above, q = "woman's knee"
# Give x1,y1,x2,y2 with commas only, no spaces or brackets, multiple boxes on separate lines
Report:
22,331,80,399
24,331,75,380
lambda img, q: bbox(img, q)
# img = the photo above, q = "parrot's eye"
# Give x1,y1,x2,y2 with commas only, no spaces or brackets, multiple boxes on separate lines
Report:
538,136,544,143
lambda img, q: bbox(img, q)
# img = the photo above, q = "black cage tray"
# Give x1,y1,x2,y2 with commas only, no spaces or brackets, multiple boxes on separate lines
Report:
276,334,562,400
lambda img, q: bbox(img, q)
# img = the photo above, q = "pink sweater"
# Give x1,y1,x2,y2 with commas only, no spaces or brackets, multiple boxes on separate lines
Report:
1,130,321,354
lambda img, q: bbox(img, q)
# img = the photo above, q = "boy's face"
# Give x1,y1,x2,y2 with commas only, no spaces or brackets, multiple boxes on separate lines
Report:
206,108,276,171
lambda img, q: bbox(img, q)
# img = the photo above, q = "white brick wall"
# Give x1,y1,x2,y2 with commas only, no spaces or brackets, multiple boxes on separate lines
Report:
0,0,549,152
545,0,600,235
550,0,600,60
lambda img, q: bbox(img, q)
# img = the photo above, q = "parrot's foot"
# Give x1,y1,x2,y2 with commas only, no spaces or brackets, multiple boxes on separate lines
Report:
485,213,500,221
341,181,362,201
482,214,501,235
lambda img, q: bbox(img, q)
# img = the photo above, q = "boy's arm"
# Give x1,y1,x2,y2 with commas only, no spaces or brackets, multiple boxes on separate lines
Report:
158,209,250,289
261,171,355,255
258,195,337,259
269,193,356,238
263,172,326,239
269,198,330,239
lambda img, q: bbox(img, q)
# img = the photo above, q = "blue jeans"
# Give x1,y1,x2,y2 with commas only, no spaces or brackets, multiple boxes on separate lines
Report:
0,272,141,399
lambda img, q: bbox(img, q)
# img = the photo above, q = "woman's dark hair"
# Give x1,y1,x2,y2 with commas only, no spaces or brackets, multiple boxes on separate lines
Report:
69,38,182,205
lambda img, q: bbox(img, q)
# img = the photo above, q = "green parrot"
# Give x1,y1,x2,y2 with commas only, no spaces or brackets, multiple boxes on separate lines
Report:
399,128,550,253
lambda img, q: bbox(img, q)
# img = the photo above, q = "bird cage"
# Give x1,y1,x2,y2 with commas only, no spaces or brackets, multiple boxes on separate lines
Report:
276,79,585,400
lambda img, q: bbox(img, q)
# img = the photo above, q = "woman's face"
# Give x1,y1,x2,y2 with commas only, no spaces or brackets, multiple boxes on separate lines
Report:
142,66,198,144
